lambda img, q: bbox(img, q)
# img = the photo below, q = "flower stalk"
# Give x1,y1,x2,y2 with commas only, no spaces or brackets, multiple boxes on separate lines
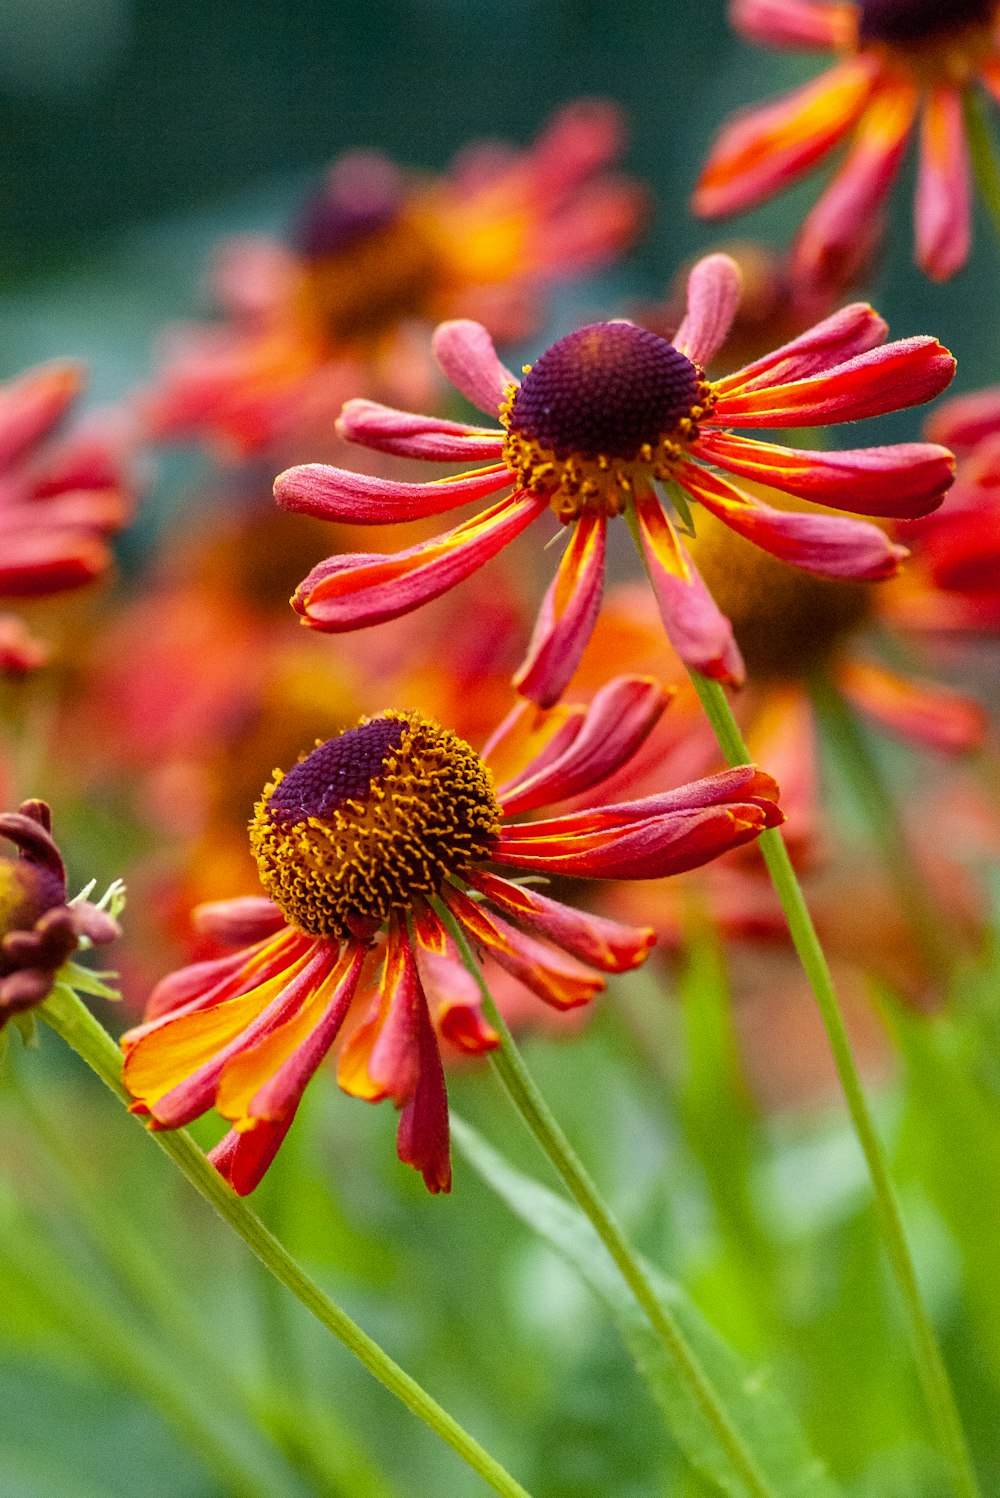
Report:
687,668,981,1498
37,982,534,1498
963,88,1000,252
434,898,776,1498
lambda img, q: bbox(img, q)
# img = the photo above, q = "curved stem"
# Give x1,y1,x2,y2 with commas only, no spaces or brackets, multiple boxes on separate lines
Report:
807,669,954,985
434,899,776,1498
38,983,533,1498
963,87,1000,250
688,669,981,1498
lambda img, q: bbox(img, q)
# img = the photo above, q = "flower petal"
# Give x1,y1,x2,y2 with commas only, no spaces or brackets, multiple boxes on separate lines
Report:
410,904,499,1055
274,460,512,524
0,529,111,598
210,1121,292,1197
791,80,917,294
692,56,880,219
513,511,607,708
730,0,857,49
677,461,907,579
712,301,888,395
140,929,307,1023
336,398,506,461
443,885,605,1010
0,362,84,469
694,430,954,519
924,385,1000,451
470,871,655,972
712,336,956,427
498,674,672,813
915,86,972,282
291,490,548,632
673,254,743,367
191,897,287,947
432,319,516,416
632,491,745,685
497,802,783,880
838,658,986,754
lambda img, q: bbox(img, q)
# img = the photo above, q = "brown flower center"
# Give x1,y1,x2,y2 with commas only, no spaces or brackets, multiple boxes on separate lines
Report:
249,713,500,939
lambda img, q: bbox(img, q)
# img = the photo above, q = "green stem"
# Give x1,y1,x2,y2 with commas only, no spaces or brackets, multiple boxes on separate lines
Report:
963,87,1000,249
688,669,980,1498
10,1068,394,1498
434,899,776,1498
807,670,954,985
38,984,533,1498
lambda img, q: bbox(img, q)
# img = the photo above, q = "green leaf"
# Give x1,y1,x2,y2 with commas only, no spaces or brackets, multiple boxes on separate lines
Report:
452,1113,841,1498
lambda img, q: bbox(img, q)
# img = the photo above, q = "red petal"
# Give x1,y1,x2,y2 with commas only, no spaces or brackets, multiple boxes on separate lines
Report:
274,459,512,524
471,871,655,972
513,511,607,708
432,320,516,416
713,301,887,395
694,430,954,519
673,254,743,367
915,86,972,283
730,0,857,49
291,490,547,631
444,885,605,1010
838,657,986,754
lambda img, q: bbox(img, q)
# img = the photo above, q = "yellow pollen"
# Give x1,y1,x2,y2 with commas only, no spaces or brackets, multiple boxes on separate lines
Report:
499,378,716,524
249,712,501,940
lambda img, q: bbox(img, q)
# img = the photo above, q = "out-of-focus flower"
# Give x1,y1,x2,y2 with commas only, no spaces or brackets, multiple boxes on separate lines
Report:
120,678,782,1194
0,363,134,667
693,0,1000,285
275,254,956,708
138,101,646,462
0,799,120,1023
888,383,1000,632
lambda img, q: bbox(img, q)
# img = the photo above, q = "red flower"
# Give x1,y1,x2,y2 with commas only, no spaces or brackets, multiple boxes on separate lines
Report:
275,253,955,708
0,362,135,667
120,677,783,1195
0,800,120,1023
138,102,645,461
694,0,1000,285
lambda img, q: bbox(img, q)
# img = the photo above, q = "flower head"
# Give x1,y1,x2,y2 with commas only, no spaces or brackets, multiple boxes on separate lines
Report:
121,677,783,1195
693,0,1000,285
138,102,645,460
0,800,120,1023
276,254,955,708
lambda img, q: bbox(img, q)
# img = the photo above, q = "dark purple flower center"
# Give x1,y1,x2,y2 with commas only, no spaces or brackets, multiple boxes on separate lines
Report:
508,323,701,461
858,0,995,44
267,717,407,824
292,154,405,260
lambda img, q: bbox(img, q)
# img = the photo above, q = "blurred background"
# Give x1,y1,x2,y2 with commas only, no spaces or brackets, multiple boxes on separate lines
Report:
4,4,1000,1497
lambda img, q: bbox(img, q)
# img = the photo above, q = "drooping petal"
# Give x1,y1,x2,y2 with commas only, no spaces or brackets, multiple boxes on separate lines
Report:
432,320,516,416
410,903,499,1055
677,460,907,579
498,674,672,813
500,764,781,836
215,945,365,1127
692,56,881,219
673,254,743,367
443,885,605,1009
791,80,917,293
730,0,857,49
632,491,745,685
470,871,655,972
141,928,308,1023
191,897,288,946
496,802,784,880
210,1121,293,1197
712,336,956,427
513,511,607,708
336,398,505,461
291,490,548,632
123,943,335,1126
693,430,954,519
837,657,986,754
712,302,888,396
915,86,972,282
274,459,512,524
